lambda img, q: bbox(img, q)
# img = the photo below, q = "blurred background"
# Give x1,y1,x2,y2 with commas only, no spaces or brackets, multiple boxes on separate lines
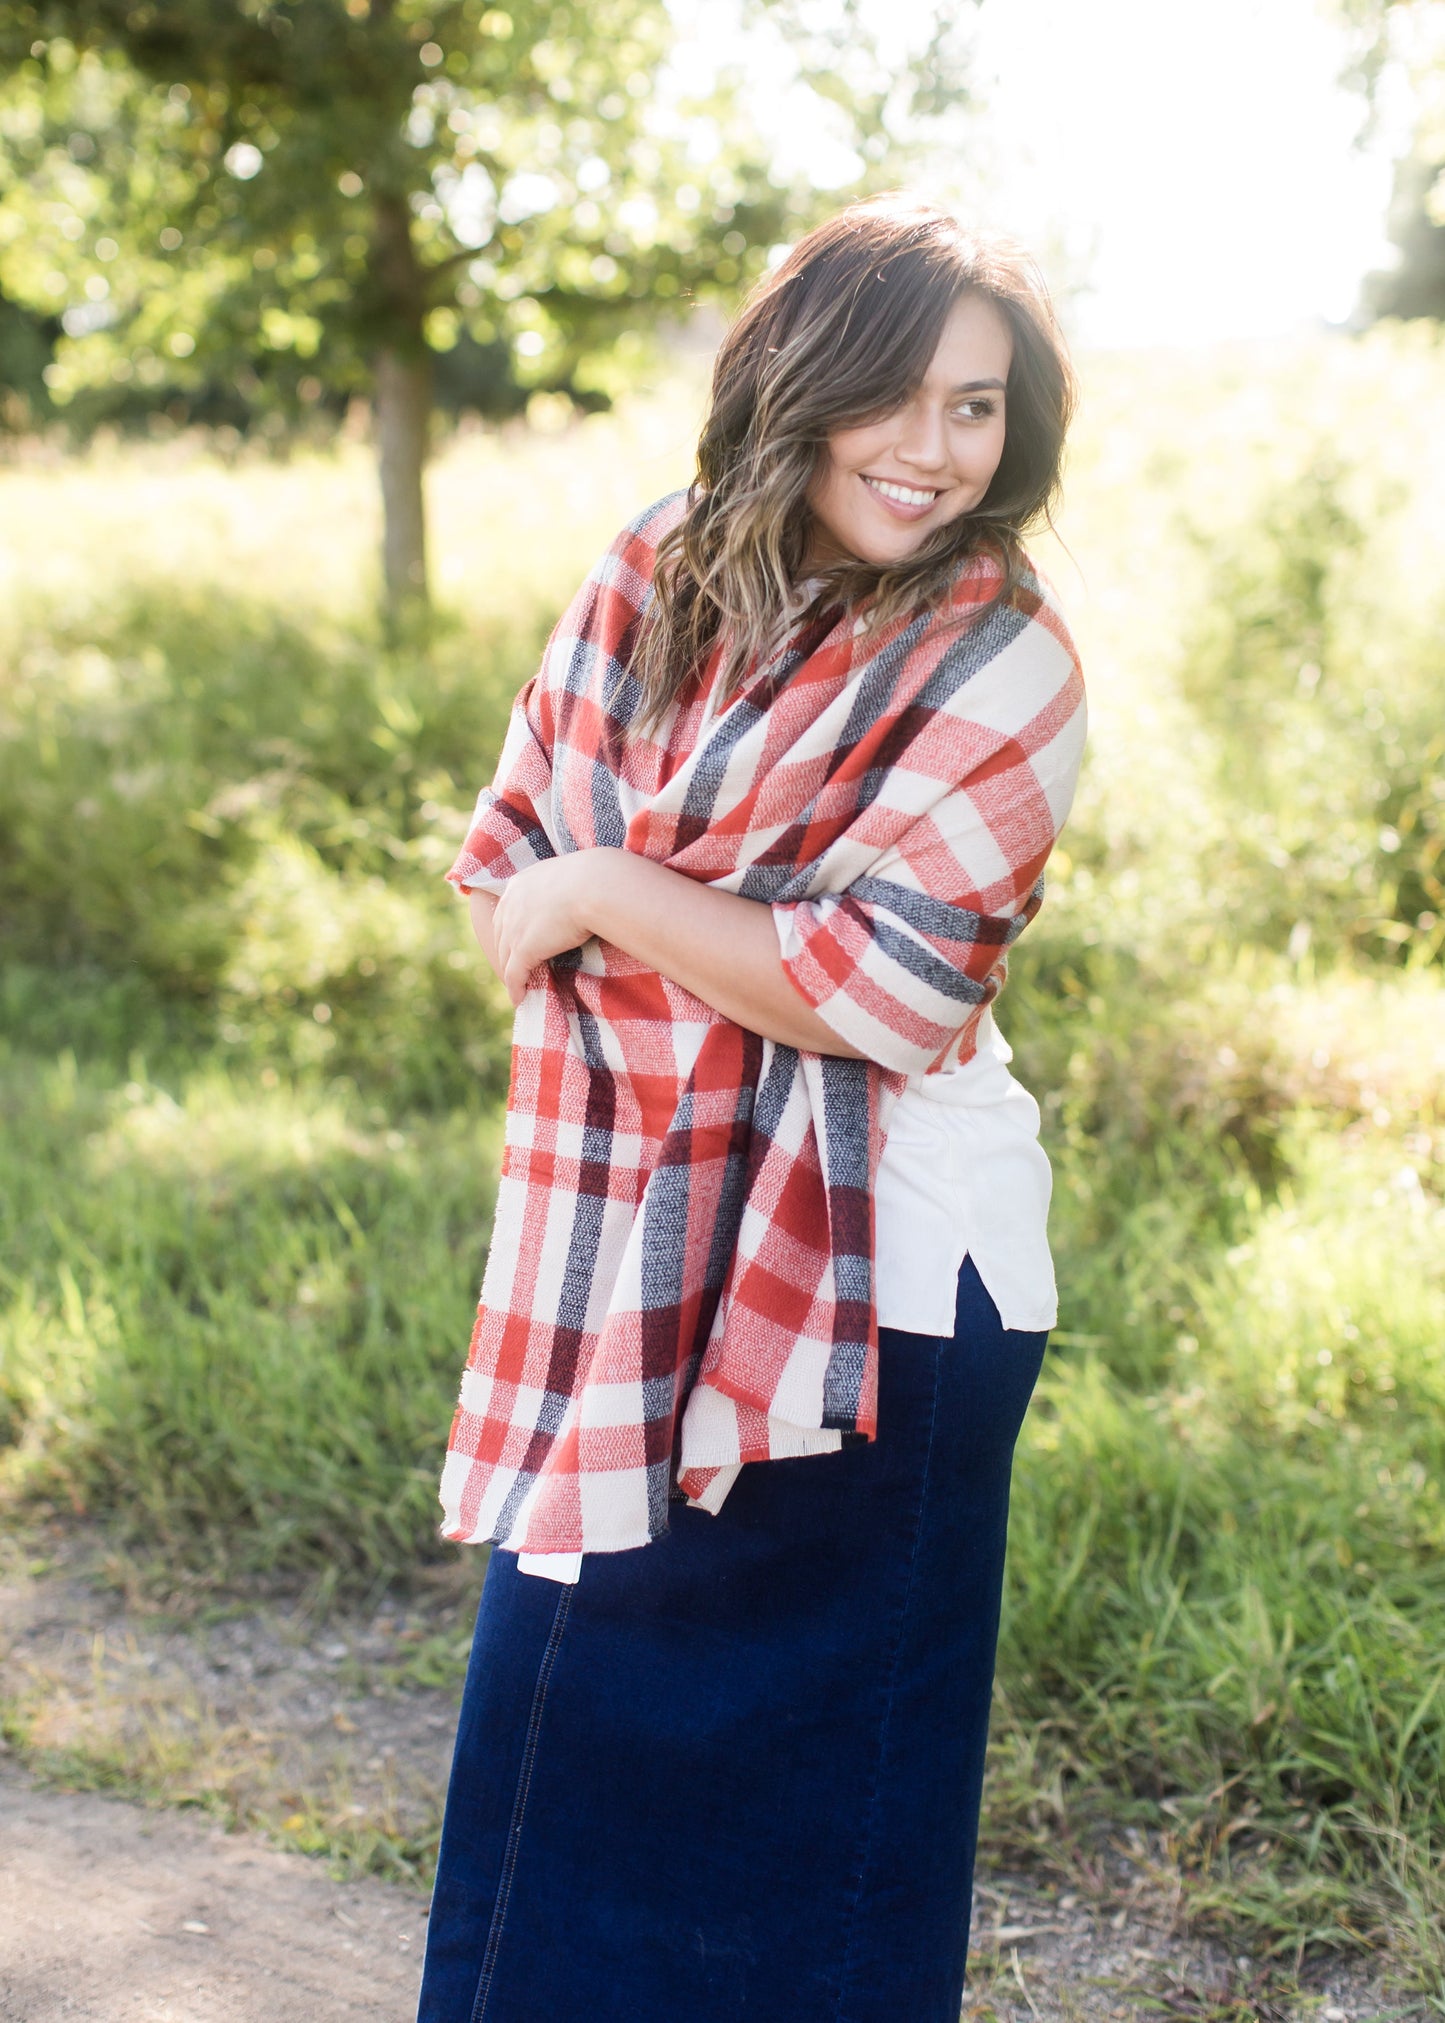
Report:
1,0,1443,2007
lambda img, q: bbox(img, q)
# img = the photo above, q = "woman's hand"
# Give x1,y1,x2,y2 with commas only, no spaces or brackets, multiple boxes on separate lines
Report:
491,853,602,1005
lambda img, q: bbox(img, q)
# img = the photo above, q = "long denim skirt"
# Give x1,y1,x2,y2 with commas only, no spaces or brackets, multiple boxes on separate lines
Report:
417,1257,1046,2023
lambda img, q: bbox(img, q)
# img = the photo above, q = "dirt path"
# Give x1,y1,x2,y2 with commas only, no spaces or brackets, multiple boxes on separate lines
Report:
0,1767,423,2022
0,1531,1421,2022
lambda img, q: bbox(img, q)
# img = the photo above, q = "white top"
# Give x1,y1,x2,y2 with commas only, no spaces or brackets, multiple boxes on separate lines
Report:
871,1006,1056,1336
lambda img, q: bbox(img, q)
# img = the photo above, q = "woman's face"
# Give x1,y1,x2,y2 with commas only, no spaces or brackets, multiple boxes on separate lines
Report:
806,290,1013,569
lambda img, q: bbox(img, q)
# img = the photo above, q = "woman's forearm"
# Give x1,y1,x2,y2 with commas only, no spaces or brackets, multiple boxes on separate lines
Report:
583,852,864,1057
481,849,863,1058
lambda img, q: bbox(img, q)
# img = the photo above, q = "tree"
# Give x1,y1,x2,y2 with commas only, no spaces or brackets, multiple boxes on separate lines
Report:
1336,0,1445,321
0,0,978,622
1364,147,1445,318
0,282,59,427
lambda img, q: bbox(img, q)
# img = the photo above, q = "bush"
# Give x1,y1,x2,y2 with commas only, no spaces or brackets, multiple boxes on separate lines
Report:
0,585,534,1103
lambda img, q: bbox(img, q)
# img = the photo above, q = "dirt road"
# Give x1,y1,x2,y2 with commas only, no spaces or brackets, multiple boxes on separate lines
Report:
0,1767,423,2023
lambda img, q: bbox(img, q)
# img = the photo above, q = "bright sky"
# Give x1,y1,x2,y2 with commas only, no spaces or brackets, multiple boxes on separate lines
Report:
671,0,1407,350
963,0,1402,347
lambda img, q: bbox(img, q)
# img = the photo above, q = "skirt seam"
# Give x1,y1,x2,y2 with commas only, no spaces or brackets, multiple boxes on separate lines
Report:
468,1580,574,2023
833,1330,945,2022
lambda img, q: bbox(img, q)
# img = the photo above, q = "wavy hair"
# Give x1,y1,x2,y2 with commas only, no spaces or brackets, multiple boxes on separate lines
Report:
632,195,1076,728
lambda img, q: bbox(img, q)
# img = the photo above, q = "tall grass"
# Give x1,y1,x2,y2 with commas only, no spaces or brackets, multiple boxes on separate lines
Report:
2,329,1444,1985
1,1053,501,1576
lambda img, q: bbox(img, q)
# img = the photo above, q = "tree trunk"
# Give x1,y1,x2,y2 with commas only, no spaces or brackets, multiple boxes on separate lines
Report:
370,192,432,626
375,344,432,620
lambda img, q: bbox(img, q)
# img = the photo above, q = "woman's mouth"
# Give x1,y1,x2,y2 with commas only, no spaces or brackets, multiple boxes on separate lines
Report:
860,475,942,521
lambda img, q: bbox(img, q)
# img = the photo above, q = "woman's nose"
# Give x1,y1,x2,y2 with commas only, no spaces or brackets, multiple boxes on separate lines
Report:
892,402,948,472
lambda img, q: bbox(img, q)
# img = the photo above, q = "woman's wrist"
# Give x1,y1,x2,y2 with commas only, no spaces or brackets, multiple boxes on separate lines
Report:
578,847,653,947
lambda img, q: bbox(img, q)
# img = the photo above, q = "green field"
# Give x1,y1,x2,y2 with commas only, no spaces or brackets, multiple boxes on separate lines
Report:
2,334,1443,1992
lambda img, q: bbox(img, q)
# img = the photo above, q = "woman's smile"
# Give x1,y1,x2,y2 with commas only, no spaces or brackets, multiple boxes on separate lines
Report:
859,475,945,519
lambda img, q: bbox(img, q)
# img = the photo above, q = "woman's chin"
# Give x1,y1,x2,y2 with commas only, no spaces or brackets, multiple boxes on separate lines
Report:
810,498,970,570
853,530,935,568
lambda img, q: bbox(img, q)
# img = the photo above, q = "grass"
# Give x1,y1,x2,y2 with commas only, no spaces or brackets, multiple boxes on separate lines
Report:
0,1049,503,1574
2,329,1444,1995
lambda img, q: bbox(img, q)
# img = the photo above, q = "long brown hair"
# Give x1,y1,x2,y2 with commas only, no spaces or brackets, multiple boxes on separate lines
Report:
633,194,1076,728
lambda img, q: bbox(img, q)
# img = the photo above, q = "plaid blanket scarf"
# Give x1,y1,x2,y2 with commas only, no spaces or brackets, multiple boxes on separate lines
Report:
440,491,1085,1559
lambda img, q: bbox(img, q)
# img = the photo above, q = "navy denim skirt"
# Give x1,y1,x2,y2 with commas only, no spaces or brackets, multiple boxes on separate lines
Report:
417,1257,1046,2023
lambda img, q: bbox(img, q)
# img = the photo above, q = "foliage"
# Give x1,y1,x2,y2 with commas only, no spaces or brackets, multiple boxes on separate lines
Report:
0,0,793,425
0,0,978,436
1,331,1444,1985
1175,459,1445,965
0,584,527,1101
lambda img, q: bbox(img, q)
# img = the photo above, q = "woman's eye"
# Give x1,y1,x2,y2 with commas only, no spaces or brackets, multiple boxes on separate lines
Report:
952,398,997,422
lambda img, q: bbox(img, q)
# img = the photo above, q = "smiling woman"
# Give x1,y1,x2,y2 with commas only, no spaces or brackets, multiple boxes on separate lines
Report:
417,197,1087,2023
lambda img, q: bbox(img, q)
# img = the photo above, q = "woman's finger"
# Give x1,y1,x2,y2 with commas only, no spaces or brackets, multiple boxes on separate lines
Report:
494,905,519,975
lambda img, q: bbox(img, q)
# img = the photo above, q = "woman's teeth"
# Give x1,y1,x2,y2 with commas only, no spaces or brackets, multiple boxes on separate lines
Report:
863,478,940,507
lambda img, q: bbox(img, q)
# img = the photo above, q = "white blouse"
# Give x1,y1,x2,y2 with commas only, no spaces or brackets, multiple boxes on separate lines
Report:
871,1006,1056,1336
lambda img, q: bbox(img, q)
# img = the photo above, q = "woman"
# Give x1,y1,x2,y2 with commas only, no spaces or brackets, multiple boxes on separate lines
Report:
418,195,1086,2023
